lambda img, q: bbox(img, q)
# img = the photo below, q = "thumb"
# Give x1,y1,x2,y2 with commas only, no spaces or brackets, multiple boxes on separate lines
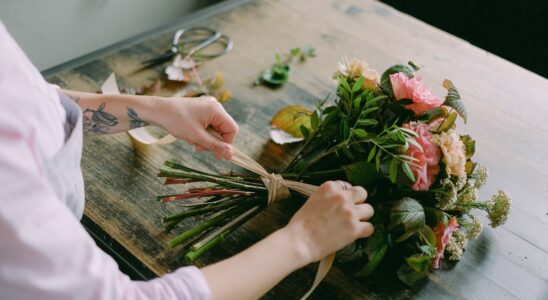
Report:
194,128,233,160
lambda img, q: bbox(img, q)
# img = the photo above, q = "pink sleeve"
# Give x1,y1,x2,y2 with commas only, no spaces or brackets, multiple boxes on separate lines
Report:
0,110,211,300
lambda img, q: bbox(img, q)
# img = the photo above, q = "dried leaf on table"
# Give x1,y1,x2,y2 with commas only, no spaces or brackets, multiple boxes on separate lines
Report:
270,105,313,138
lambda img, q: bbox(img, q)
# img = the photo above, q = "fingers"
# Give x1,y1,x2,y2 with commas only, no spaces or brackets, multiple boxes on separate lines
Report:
205,97,239,144
355,203,374,221
348,186,367,204
193,127,233,160
356,222,375,238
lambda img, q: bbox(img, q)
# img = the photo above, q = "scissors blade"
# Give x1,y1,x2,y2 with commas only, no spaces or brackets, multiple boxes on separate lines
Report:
141,51,176,67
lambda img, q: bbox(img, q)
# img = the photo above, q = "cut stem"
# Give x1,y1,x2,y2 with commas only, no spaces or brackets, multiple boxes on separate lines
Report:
160,166,267,193
167,201,256,248
191,206,261,251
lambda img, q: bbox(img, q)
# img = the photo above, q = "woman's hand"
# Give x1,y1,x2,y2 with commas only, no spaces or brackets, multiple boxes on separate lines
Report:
283,181,374,264
154,96,239,159
201,181,374,300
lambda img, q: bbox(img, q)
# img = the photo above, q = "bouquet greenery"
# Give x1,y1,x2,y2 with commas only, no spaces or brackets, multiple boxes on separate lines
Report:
156,57,511,284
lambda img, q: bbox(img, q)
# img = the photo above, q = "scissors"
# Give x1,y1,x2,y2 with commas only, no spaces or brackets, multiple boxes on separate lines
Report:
141,27,233,68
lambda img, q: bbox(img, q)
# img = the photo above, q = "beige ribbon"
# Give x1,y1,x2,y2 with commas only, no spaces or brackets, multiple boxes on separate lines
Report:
101,73,335,299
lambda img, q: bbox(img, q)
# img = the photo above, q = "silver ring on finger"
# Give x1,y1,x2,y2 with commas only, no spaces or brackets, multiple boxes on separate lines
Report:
337,180,348,190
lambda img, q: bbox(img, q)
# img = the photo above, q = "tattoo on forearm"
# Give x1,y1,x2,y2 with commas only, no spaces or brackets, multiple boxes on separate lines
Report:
82,103,119,134
127,107,149,129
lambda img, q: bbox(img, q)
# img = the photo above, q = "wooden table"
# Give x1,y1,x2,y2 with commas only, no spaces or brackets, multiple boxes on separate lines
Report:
45,0,548,299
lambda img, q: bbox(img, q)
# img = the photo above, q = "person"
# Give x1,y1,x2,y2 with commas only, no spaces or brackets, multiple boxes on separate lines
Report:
0,21,374,300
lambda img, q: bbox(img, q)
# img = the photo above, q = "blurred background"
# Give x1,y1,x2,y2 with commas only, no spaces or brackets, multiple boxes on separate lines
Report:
1,0,546,78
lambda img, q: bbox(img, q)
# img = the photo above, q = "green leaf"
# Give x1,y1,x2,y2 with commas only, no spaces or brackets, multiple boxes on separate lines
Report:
275,53,282,64
400,127,418,137
352,76,365,92
380,64,415,95
432,111,457,133
367,146,377,163
300,124,310,138
375,149,382,171
340,118,350,139
322,106,337,115
290,47,301,56
397,265,428,286
423,106,448,122
356,226,388,276
442,79,467,123
460,135,475,159
258,65,290,87
342,161,380,187
418,225,436,246
361,107,380,116
357,119,378,127
395,231,416,242
353,96,363,110
342,147,355,160
402,162,416,182
419,245,436,256
353,128,368,139
389,157,398,183
390,197,425,232
366,95,388,108
465,160,477,175
406,138,424,152
340,77,352,92
311,111,320,131
405,254,431,273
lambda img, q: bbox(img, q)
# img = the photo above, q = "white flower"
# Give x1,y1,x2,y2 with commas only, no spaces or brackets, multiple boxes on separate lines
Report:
446,229,468,261
487,190,511,227
472,164,489,189
432,130,466,178
466,214,483,240
333,56,379,83
435,178,457,210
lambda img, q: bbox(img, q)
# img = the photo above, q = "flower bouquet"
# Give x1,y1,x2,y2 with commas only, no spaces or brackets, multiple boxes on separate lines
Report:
156,57,511,284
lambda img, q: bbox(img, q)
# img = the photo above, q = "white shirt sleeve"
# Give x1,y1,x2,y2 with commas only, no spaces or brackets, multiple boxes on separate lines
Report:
0,94,211,300
0,21,211,300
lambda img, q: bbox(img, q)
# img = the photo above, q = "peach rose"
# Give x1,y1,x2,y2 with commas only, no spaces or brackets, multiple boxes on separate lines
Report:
389,72,442,116
432,130,466,178
403,122,441,191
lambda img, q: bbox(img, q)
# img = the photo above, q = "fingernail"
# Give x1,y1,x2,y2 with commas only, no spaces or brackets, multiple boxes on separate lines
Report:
222,146,233,160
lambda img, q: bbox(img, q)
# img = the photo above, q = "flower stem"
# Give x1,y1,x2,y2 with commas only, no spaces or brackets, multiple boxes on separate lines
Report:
159,190,254,203
167,200,257,248
160,166,267,193
191,206,261,251
183,206,263,263
163,199,243,223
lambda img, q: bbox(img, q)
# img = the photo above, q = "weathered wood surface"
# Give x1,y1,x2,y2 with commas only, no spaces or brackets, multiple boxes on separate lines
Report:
46,0,548,299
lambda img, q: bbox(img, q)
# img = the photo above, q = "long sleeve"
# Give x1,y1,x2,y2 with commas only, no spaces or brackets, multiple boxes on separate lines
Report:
0,130,210,299
0,20,211,300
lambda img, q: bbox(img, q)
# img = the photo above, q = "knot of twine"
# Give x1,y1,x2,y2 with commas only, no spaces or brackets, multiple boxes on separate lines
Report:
261,173,291,205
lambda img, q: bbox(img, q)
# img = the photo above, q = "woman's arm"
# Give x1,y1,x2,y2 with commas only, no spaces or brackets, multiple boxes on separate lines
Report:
201,181,374,300
60,90,157,134
60,90,237,159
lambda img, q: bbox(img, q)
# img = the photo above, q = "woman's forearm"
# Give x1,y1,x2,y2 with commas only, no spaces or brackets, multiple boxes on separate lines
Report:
61,90,161,135
200,227,311,300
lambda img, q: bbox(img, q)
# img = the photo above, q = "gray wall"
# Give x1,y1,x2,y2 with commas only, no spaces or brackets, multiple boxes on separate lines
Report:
0,0,218,71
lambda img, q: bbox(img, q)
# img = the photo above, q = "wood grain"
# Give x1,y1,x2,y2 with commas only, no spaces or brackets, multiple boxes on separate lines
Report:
46,0,548,299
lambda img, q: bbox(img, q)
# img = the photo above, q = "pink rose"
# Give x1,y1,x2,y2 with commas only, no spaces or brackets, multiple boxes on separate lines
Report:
403,122,440,191
432,217,459,269
389,72,442,116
